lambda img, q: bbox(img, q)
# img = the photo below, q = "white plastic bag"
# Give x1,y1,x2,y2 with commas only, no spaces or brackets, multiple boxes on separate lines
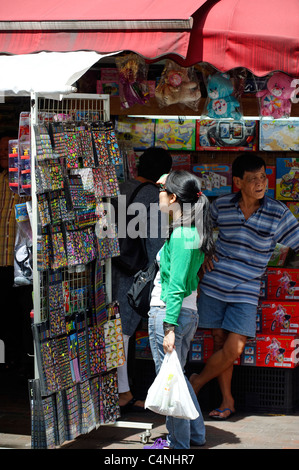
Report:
144,350,199,420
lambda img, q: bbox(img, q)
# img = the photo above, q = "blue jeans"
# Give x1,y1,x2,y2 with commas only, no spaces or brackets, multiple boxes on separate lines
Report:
148,306,206,449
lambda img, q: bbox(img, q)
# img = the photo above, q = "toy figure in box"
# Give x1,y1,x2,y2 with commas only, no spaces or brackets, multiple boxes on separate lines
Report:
256,72,294,119
206,73,242,119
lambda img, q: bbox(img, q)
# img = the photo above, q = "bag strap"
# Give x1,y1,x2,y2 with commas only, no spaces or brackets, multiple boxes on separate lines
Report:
127,181,157,207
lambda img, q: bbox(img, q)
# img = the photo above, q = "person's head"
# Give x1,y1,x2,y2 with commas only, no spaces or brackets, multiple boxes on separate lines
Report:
232,153,267,201
159,170,214,255
137,146,172,183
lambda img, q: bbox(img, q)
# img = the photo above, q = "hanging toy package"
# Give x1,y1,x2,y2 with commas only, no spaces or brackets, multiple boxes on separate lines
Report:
115,53,150,109
256,72,295,119
202,68,245,120
155,60,201,111
14,202,33,286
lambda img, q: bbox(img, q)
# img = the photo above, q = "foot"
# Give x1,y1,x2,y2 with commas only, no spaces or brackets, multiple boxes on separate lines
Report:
119,391,134,407
209,405,235,420
189,373,201,395
119,392,145,410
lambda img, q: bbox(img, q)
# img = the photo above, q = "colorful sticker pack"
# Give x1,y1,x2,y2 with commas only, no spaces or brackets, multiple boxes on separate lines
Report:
30,370,120,448
35,121,120,272
32,118,123,448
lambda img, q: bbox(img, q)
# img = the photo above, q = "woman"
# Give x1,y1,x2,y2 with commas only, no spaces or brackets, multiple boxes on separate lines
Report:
146,170,214,450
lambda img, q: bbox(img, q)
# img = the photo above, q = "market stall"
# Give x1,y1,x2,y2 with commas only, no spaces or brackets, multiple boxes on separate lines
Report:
1,0,299,448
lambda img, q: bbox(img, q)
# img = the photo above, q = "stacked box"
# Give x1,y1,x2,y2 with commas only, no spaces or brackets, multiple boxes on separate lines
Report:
263,268,299,300
240,334,299,368
135,330,152,360
258,301,299,334
189,330,217,364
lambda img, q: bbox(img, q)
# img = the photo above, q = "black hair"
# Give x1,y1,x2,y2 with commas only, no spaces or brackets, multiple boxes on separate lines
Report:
232,153,266,179
138,146,172,182
165,170,214,256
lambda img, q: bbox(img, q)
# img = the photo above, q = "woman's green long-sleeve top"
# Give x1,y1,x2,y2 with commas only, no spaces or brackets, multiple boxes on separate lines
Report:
159,226,205,326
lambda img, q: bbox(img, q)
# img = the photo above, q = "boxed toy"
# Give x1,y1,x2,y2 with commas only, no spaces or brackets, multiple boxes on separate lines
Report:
171,153,191,171
240,334,299,368
267,243,290,267
188,329,213,363
196,119,257,151
258,301,299,334
276,157,299,200
264,268,299,300
260,120,299,151
191,163,232,196
115,116,155,149
135,330,152,360
287,202,299,221
155,119,196,151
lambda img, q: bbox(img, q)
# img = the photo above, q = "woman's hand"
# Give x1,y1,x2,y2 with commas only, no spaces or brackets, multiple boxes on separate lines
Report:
156,174,168,185
163,330,175,354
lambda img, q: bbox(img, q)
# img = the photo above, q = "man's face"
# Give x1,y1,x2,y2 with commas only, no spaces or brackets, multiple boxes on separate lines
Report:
233,167,268,200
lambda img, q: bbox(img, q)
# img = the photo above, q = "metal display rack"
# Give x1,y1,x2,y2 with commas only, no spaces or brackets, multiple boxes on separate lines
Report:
29,93,152,446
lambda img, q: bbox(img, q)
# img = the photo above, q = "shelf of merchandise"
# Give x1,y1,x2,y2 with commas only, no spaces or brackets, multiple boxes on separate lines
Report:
29,92,152,447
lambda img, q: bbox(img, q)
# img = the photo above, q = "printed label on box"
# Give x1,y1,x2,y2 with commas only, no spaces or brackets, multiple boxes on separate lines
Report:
265,268,299,300
191,163,232,196
276,157,299,200
258,301,299,334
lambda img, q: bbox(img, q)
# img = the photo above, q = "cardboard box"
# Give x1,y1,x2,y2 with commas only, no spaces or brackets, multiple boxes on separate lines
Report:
267,243,290,267
189,329,240,365
171,153,191,171
196,119,258,151
189,330,214,363
97,81,119,96
155,119,196,151
191,163,232,196
287,202,299,222
264,268,299,300
258,301,299,334
276,157,299,200
135,330,152,360
260,120,299,151
115,116,155,149
240,334,299,368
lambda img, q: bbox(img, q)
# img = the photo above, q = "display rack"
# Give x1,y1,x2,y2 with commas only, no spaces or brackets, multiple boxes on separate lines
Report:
29,93,152,447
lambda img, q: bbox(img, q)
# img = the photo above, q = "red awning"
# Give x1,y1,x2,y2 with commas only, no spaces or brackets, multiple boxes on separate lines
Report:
1,0,299,76
0,0,206,60
178,0,299,77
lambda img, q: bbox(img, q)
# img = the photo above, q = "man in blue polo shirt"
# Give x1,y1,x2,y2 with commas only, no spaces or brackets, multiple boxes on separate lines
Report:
191,153,299,420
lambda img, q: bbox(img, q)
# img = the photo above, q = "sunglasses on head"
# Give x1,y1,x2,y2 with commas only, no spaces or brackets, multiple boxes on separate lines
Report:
159,183,168,192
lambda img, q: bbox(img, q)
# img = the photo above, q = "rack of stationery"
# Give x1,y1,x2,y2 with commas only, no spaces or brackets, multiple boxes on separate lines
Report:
28,93,134,448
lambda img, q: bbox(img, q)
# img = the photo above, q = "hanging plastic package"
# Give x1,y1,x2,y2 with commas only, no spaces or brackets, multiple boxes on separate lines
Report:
256,72,295,119
155,60,201,111
14,202,33,286
202,68,245,120
144,350,199,420
115,53,150,109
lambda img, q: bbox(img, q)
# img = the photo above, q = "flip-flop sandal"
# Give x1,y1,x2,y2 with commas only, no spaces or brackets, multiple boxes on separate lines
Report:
209,408,235,420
